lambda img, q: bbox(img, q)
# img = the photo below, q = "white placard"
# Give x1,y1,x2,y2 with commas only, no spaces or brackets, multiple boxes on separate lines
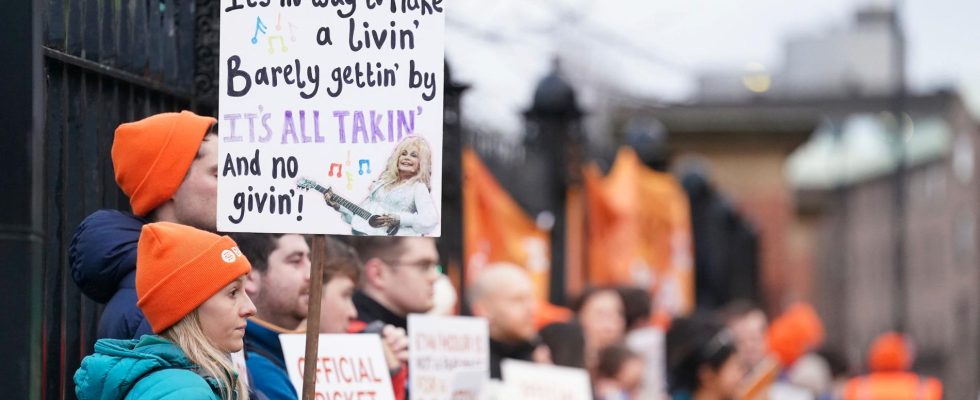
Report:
501,360,593,400
408,314,490,400
280,333,396,400
447,368,488,400
218,0,445,236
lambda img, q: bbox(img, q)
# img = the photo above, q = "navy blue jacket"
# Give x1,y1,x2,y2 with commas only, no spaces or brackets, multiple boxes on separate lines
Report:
69,209,152,339
244,319,297,400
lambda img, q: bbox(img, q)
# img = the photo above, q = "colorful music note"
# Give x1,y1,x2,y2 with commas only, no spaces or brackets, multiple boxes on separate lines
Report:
345,171,354,191
328,163,343,177
276,13,283,31
345,150,351,166
251,17,268,44
358,159,371,176
267,35,288,53
288,23,299,42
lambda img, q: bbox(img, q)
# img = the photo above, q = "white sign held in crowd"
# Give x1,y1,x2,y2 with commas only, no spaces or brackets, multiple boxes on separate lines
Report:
280,333,397,400
218,0,445,236
447,368,488,400
501,359,593,400
408,314,490,400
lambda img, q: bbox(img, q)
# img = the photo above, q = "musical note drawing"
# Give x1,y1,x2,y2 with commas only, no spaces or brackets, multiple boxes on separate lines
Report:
346,150,351,166
276,13,282,31
358,159,371,176
328,163,343,177
288,23,299,42
267,35,288,54
346,171,354,191
251,17,268,44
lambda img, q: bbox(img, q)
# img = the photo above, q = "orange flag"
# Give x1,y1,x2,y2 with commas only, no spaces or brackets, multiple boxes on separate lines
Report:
584,147,694,315
463,148,551,303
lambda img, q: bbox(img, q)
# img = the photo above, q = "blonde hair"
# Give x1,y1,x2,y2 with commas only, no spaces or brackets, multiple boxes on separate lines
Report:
162,310,249,400
377,135,433,191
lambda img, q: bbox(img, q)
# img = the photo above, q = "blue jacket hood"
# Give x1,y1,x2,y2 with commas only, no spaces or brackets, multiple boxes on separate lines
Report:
70,209,145,303
74,335,222,400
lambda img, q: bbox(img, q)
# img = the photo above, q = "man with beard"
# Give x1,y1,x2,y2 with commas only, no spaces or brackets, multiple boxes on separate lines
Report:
230,233,312,400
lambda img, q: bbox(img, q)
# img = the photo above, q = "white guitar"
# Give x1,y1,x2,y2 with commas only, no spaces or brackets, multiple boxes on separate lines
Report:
296,177,400,236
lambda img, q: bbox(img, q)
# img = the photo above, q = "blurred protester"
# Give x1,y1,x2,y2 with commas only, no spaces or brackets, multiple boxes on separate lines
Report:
75,223,255,400
717,300,769,371
70,111,219,340
230,233,311,400
539,322,587,369
349,237,440,331
574,287,628,370
313,237,408,400
469,263,544,378
666,315,745,400
595,345,646,400
314,237,362,335
741,303,825,400
619,286,668,399
842,332,942,400
618,286,654,331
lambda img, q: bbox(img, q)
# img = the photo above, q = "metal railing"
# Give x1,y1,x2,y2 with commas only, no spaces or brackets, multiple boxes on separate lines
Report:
40,1,201,398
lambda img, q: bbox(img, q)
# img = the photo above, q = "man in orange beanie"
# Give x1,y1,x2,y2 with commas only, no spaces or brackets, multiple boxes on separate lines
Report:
843,332,942,400
69,111,220,340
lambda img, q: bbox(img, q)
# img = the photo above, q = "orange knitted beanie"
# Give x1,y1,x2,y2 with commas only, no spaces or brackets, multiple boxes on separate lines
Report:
136,222,251,333
112,111,216,216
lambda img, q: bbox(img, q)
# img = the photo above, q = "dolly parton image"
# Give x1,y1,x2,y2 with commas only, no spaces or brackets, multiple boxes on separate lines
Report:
323,135,439,236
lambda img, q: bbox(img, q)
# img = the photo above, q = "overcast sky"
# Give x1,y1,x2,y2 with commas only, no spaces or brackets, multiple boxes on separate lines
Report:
446,0,980,136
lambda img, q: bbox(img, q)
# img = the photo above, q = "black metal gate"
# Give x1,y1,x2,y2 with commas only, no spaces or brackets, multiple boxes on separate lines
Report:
7,1,217,399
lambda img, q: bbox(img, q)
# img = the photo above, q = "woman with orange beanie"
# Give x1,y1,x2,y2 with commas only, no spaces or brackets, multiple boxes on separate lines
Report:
75,222,256,400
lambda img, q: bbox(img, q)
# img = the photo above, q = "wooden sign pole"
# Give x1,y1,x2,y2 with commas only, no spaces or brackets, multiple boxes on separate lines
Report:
301,234,327,400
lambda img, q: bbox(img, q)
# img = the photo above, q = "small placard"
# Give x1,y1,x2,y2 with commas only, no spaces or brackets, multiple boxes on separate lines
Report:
408,314,490,400
501,359,593,400
280,333,397,400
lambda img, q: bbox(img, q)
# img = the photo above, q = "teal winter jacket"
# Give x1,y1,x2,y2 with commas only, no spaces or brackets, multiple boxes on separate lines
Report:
75,335,229,400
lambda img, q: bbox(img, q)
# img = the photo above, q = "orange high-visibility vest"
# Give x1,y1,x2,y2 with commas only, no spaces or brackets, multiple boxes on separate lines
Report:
843,372,942,400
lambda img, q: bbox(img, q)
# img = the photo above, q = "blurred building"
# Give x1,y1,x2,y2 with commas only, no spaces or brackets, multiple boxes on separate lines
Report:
697,6,900,102
788,90,980,399
610,5,980,397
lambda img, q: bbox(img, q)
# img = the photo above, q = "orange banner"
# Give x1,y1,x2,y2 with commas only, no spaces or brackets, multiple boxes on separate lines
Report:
583,147,694,315
463,148,551,302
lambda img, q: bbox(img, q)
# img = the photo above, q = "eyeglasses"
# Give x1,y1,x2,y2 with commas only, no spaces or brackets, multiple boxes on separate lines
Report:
383,258,441,274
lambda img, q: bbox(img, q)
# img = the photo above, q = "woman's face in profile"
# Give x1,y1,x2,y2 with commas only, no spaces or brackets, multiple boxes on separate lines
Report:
397,145,421,175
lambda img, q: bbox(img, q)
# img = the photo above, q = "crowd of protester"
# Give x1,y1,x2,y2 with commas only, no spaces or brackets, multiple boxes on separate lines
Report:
71,111,942,399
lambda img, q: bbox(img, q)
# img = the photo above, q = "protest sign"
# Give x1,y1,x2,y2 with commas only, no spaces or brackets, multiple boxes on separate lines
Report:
501,360,593,400
408,314,489,400
280,333,397,400
218,0,445,236
447,368,488,400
